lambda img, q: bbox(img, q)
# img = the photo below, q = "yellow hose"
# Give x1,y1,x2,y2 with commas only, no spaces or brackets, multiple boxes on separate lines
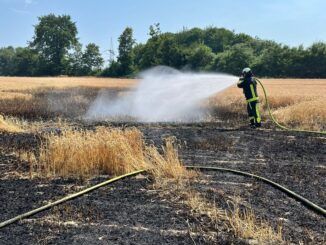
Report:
0,169,146,229
186,166,326,217
254,77,326,135
0,166,324,229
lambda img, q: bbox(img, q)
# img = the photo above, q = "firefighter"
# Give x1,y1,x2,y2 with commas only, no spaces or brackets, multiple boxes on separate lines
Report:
237,67,261,128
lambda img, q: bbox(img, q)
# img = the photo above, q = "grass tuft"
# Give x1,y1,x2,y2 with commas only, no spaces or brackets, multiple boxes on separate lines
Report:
32,127,194,181
147,137,195,181
37,127,148,177
0,115,24,133
226,199,283,244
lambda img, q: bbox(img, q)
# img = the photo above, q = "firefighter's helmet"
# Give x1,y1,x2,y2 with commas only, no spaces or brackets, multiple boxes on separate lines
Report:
242,67,253,77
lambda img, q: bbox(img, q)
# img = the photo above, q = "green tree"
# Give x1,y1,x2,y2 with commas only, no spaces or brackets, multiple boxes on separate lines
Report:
66,43,84,76
149,23,161,38
253,44,287,77
0,47,16,76
277,46,306,78
101,61,120,77
136,38,161,69
30,14,78,75
82,43,104,75
214,44,255,74
159,36,185,68
134,25,165,70
13,47,39,76
187,44,215,70
203,27,234,53
133,43,146,71
117,27,135,76
232,33,253,45
175,28,204,47
305,42,326,78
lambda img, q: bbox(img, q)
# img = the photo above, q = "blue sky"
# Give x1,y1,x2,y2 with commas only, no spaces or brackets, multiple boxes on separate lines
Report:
1,0,325,60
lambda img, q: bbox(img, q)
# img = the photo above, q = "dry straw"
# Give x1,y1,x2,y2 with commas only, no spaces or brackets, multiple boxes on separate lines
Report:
226,199,283,243
38,127,147,177
35,127,192,180
0,115,24,133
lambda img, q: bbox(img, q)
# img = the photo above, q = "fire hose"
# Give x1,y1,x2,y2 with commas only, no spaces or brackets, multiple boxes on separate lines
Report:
0,166,325,229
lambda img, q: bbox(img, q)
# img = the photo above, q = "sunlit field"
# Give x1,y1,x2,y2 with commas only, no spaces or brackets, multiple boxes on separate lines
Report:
0,76,137,90
0,77,136,119
211,78,326,131
0,77,325,131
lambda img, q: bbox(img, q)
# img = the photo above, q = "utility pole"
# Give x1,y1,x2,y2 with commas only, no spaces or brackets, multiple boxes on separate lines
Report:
108,37,115,65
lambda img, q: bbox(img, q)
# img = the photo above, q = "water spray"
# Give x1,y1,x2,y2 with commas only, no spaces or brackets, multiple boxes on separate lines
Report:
85,66,237,122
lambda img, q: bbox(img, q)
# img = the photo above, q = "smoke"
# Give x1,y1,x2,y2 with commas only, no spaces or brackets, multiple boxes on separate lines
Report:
85,66,237,122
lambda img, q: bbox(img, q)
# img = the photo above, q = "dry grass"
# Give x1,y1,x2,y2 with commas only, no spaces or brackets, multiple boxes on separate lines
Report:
158,182,283,244
226,199,283,244
30,127,192,181
181,189,283,243
0,91,33,100
147,137,195,181
0,115,24,133
185,190,224,224
35,127,148,177
210,79,326,130
273,98,326,130
0,87,100,119
0,76,137,91
0,76,137,119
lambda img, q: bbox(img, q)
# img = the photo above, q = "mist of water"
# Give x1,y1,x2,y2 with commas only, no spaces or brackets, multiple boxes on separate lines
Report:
85,66,237,122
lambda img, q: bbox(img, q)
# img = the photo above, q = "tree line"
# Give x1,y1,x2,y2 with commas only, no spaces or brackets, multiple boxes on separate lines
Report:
1,14,326,78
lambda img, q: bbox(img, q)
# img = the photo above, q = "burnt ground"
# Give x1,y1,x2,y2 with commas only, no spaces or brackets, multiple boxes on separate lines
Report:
0,122,325,244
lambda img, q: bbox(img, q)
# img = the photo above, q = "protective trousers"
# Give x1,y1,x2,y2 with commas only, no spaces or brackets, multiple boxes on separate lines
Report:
247,101,261,127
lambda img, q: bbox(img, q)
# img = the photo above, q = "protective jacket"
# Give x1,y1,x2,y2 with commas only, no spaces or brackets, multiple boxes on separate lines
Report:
237,76,259,102
237,76,261,127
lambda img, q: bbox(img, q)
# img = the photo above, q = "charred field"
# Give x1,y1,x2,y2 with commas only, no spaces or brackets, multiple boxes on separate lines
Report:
0,77,325,244
0,121,325,244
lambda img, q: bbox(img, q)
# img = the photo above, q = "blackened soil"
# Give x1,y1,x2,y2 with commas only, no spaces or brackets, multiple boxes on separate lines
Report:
0,123,325,244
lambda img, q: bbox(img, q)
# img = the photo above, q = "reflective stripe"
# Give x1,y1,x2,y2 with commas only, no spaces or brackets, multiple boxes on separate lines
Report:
250,84,256,98
256,103,261,123
248,102,252,110
247,97,259,103
237,79,244,85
